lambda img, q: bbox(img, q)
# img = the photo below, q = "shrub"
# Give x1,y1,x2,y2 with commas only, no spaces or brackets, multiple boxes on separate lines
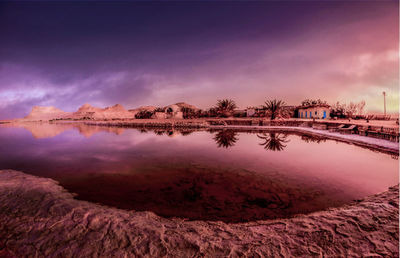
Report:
135,110,154,119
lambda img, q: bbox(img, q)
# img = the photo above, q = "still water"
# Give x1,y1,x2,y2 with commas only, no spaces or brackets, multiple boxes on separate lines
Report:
0,122,398,222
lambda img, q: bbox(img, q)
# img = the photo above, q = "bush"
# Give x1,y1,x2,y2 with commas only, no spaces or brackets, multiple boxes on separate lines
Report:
135,110,154,119
155,107,165,112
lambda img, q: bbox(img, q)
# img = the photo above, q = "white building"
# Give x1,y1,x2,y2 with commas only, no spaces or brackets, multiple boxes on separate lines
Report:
298,104,330,119
164,104,183,119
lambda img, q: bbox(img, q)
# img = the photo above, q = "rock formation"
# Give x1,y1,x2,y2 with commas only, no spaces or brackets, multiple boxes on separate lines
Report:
174,102,199,110
128,106,157,113
73,103,133,120
22,102,200,121
24,106,72,121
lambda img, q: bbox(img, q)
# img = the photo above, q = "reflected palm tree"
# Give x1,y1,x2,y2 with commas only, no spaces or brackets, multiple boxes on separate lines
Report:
257,132,289,151
213,130,239,148
150,129,195,137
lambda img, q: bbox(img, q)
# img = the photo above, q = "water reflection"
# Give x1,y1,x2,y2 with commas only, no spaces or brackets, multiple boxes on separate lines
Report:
301,134,327,144
137,128,196,137
179,130,195,136
3,122,197,139
212,130,239,148
60,165,334,223
0,122,126,139
139,128,148,134
0,122,397,222
257,132,290,151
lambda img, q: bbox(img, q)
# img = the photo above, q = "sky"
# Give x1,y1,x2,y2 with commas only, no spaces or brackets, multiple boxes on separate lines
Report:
0,1,398,119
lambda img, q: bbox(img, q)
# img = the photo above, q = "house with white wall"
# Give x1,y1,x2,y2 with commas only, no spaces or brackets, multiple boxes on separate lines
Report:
298,104,330,119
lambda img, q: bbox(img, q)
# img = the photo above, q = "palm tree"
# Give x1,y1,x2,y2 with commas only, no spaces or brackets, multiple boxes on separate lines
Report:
215,99,237,117
206,107,218,118
257,132,289,151
213,130,238,148
263,99,286,120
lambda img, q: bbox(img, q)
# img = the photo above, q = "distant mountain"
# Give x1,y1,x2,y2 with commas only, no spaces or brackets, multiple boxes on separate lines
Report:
73,103,133,119
24,106,72,121
174,102,199,110
22,102,200,121
128,106,157,113
75,103,103,113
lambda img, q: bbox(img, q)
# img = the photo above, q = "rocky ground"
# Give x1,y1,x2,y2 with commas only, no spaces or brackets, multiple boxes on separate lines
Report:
0,169,398,257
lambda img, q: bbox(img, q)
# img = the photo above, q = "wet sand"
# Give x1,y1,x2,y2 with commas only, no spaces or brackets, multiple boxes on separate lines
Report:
0,170,398,257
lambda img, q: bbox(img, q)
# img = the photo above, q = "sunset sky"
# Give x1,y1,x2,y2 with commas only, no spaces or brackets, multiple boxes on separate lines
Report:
0,1,398,119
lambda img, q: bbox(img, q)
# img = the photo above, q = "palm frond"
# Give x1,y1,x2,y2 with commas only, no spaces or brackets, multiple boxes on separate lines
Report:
258,132,289,151
213,130,239,148
262,99,286,120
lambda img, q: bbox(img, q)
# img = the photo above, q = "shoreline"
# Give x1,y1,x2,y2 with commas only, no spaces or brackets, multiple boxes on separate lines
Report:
0,121,398,256
210,125,400,155
0,169,398,257
79,119,399,155
3,118,399,155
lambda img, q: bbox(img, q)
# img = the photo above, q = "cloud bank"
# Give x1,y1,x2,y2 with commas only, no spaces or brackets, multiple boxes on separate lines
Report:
0,1,398,119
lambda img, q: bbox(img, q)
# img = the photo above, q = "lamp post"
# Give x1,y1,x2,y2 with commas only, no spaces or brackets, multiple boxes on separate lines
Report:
382,91,386,116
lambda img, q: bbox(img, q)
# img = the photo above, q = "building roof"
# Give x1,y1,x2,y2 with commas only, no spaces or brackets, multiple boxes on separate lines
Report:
298,104,330,109
246,105,264,110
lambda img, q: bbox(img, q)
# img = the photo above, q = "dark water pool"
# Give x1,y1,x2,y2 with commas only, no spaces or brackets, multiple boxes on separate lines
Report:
0,122,398,222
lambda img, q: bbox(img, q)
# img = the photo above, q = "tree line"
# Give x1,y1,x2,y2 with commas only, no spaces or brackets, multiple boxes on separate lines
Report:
135,98,367,120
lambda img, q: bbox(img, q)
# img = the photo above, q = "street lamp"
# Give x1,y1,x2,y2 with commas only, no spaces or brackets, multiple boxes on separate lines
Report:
382,91,386,116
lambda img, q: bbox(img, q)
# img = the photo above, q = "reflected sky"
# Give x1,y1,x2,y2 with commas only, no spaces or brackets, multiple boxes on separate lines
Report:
0,123,398,222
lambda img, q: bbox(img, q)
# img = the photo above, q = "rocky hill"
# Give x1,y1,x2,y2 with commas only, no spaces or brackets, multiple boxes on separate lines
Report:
174,102,199,110
128,106,157,113
22,102,200,121
73,103,133,120
24,106,72,121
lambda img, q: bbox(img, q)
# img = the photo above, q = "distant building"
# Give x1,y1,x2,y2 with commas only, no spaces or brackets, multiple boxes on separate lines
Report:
149,102,199,119
297,104,330,119
164,104,183,119
246,108,256,117
246,106,265,117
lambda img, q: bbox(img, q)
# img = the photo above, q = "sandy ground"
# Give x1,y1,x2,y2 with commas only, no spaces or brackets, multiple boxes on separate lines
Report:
0,169,398,257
